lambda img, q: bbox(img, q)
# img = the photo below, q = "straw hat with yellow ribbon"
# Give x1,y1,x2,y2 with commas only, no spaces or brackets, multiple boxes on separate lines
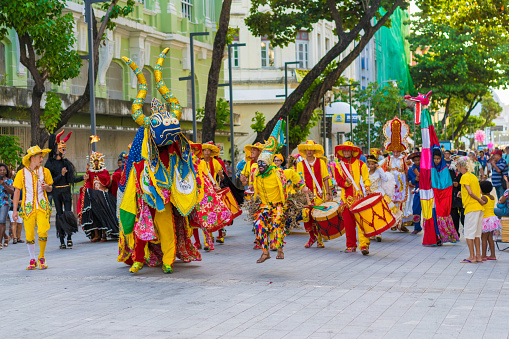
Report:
244,142,264,161
22,146,51,168
190,142,203,158
202,141,220,157
335,141,361,161
297,140,324,158
369,148,381,157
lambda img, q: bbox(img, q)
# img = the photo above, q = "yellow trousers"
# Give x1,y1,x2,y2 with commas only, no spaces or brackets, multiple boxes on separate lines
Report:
154,207,176,267
24,209,50,243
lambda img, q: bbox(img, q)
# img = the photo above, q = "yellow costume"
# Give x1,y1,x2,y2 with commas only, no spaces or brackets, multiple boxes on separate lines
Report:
13,146,53,270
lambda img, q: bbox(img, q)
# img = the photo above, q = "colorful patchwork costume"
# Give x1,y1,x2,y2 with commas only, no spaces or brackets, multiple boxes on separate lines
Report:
117,48,201,274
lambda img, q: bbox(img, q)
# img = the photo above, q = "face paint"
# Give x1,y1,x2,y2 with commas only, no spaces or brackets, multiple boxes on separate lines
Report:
258,160,268,173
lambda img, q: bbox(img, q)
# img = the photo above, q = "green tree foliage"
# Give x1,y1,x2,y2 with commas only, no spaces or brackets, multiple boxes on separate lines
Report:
246,0,409,147
409,2,509,139
0,0,134,146
0,135,23,169
42,92,62,134
197,98,231,131
338,82,413,149
250,111,266,133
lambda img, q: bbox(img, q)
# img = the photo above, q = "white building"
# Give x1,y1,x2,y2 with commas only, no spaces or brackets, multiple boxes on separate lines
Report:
225,0,369,158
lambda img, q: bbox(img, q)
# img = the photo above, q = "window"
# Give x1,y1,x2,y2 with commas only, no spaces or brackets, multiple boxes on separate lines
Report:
70,60,88,95
261,37,274,68
0,43,5,85
142,68,152,102
296,31,309,68
325,38,330,51
232,29,239,67
182,0,193,21
106,63,123,100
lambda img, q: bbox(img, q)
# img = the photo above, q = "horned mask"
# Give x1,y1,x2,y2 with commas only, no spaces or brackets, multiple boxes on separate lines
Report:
56,130,72,157
122,48,182,147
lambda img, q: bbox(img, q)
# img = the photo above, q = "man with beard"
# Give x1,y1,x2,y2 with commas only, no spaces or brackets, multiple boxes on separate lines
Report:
45,130,82,249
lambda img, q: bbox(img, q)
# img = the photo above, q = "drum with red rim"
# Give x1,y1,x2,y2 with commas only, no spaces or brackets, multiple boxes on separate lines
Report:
349,193,396,237
311,201,345,240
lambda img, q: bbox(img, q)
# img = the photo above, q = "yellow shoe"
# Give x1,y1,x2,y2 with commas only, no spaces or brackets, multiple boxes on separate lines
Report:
27,259,37,270
38,258,48,270
129,262,144,273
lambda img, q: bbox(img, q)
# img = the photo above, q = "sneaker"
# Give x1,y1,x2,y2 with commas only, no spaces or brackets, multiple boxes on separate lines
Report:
401,226,410,232
345,247,356,253
360,247,369,256
376,235,382,242
216,237,224,244
38,258,48,270
411,230,421,235
26,259,37,270
317,242,325,248
305,238,317,248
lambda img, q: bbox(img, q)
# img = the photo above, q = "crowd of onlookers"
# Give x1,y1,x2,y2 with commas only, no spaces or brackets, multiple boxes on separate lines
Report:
0,163,23,250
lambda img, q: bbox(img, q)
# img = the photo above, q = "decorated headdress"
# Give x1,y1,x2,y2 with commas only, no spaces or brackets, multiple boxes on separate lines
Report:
202,141,220,157
90,151,105,170
258,119,286,165
407,152,421,161
118,151,128,164
404,91,432,125
366,155,378,163
123,48,183,147
56,129,72,156
335,141,361,161
190,142,203,158
244,142,264,161
383,117,410,152
298,140,324,158
369,148,380,157
22,146,51,168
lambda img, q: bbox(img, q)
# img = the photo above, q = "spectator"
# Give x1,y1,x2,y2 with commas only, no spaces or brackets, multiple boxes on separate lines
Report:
468,151,484,179
0,163,14,249
490,149,508,200
443,150,452,167
504,146,509,163
478,150,488,174
224,160,233,178
458,157,486,263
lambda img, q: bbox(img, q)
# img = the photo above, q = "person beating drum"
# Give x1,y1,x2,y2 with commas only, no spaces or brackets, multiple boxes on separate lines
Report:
333,141,372,255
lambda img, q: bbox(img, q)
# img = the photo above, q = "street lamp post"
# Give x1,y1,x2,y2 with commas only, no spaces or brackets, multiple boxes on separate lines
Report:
179,32,210,142
218,42,246,177
81,0,109,152
276,61,301,158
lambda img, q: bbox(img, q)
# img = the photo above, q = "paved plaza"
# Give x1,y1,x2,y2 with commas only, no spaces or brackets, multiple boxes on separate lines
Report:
1,217,509,338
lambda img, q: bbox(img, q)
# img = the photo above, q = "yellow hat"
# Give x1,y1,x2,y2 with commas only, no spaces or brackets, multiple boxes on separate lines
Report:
244,142,264,161
369,148,380,156
298,140,324,158
202,141,220,157
274,154,284,161
22,146,51,168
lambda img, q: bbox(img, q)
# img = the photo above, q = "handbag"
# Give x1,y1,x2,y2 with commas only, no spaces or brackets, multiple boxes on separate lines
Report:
497,202,507,215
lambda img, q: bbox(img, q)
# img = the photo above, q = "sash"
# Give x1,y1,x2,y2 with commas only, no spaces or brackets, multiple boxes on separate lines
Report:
303,159,323,197
339,161,361,192
206,159,216,185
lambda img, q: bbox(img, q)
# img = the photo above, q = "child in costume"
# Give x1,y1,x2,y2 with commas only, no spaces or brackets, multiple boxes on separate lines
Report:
479,181,501,261
110,151,127,198
12,146,53,270
333,141,371,255
407,152,422,234
366,155,398,242
296,140,332,248
380,117,411,232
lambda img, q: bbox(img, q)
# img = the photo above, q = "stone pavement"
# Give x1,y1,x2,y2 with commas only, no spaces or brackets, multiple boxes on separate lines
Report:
1,218,509,339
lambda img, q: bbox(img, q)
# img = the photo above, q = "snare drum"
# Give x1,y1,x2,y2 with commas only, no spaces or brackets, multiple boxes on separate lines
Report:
311,201,345,240
350,193,396,237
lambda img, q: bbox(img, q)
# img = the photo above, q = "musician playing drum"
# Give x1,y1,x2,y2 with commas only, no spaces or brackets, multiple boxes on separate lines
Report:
333,141,372,255
296,140,333,249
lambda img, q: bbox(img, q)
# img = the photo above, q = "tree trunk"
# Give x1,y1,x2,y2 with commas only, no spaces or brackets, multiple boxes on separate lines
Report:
201,0,232,143
254,0,404,149
452,95,480,137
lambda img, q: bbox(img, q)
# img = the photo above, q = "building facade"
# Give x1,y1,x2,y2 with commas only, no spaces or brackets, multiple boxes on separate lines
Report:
0,0,232,170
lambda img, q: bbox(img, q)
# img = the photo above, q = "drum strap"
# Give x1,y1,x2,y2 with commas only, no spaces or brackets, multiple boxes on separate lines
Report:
339,161,361,193
304,159,323,196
